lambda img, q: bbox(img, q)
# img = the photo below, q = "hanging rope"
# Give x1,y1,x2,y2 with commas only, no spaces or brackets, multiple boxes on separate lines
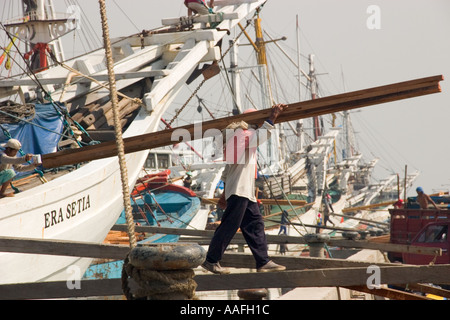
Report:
98,0,136,248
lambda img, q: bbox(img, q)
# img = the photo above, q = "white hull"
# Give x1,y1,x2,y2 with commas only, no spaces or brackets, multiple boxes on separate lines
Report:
0,109,155,284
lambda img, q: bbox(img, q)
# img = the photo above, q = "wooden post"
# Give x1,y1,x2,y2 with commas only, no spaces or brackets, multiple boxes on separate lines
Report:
404,165,408,202
305,233,330,258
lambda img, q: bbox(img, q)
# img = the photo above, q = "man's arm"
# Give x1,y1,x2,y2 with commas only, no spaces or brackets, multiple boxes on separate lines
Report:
249,104,288,148
0,154,29,165
266,103,287,125
427,194,440,210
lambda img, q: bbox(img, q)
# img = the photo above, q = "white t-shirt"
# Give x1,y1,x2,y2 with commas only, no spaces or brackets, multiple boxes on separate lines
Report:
221,121,273,202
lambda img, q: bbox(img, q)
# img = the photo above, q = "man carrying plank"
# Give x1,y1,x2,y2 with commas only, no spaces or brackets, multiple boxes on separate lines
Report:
201,104,287,274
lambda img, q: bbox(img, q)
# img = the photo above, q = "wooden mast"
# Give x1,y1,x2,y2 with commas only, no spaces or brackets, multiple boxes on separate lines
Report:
308,54,322,140
41,75,443,169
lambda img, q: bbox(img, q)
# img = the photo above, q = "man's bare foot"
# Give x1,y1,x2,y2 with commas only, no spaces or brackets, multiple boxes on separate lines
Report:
0,192,15,198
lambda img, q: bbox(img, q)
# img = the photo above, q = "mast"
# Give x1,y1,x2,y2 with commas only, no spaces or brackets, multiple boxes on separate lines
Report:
229,38,242,114
253,12,280,168
296,14,304,152
343,110,353,159
254,13,273,109
3,0,76,72
340,66,355,160
308,54,322,140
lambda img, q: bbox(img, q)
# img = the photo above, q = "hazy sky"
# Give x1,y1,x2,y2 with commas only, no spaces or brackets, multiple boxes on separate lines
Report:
51,0,450,196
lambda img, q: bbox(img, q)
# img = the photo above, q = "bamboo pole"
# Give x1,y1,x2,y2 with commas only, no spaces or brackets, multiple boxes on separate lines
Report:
201,197,307,206
341,200,397,213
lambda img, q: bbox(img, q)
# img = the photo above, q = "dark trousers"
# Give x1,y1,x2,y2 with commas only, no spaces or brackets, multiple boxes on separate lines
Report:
206,195,270,269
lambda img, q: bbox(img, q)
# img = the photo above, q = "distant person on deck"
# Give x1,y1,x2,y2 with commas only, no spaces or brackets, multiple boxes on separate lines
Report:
323,193,335,226
0,139,41,198
416,187,439,210
183,171,193,189
184,0,214,16
393,199,404,209
202,104,287,274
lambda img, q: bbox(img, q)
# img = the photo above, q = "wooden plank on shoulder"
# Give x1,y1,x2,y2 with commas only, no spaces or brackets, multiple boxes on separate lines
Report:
42,75,443,169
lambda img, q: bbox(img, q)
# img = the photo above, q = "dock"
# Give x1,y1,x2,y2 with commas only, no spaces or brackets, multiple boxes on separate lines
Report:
0,226,448,300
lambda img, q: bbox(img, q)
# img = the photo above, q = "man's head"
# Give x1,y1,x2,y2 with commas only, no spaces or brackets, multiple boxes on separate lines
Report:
243,108,257,114
416,186,424,194
1,139,21,156
243,108,262,128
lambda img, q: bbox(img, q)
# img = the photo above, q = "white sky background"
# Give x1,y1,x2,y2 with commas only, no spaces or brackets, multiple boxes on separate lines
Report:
50,0,450,196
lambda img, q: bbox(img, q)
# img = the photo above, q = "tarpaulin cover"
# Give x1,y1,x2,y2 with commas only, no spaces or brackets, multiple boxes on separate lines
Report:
0,102,65,156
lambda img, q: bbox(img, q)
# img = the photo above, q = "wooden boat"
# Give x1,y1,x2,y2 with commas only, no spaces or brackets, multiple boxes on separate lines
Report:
84,170,202,280
122,170,201,243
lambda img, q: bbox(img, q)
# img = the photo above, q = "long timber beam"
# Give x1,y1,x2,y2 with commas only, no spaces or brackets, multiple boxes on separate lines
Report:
42,75,443,169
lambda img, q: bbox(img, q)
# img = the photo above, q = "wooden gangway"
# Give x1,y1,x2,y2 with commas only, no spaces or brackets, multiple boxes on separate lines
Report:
0,225,448,300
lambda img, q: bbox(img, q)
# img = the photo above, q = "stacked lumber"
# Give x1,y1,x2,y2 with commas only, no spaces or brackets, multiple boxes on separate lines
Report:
71,98,140,131
42,75,443,169
103,230,146,245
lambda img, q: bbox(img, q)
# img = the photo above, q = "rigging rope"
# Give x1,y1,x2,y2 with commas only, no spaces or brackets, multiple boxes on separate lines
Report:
98,0,136,248
166,14,257,126
256,150,307,236
0,22,95,147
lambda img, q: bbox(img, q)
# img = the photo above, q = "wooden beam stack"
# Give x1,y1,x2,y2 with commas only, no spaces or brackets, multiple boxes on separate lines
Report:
42,75,443,169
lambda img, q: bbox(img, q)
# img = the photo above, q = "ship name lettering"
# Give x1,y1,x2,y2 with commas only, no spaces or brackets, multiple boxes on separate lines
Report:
44,195,91,229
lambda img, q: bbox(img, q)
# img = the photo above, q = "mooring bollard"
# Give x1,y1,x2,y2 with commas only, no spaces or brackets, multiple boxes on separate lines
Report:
358,230,369,240
304,233,330,258
121,243,206,300
238,288,269,300
342,231,359,240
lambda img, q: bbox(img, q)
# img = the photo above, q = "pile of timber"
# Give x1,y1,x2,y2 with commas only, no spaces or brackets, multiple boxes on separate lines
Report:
68,84,143,142
103,230,146,245
71,97,140,132
42,75,443,169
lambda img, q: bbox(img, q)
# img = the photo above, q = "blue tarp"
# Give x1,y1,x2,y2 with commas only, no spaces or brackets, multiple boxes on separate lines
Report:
0,102,65,155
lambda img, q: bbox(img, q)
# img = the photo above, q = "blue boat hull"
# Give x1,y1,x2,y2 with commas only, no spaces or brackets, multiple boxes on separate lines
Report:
83,187,201,280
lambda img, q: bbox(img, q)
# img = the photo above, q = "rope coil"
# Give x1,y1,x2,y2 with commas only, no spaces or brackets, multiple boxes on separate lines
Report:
121,244,205,300
122,255,198,300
